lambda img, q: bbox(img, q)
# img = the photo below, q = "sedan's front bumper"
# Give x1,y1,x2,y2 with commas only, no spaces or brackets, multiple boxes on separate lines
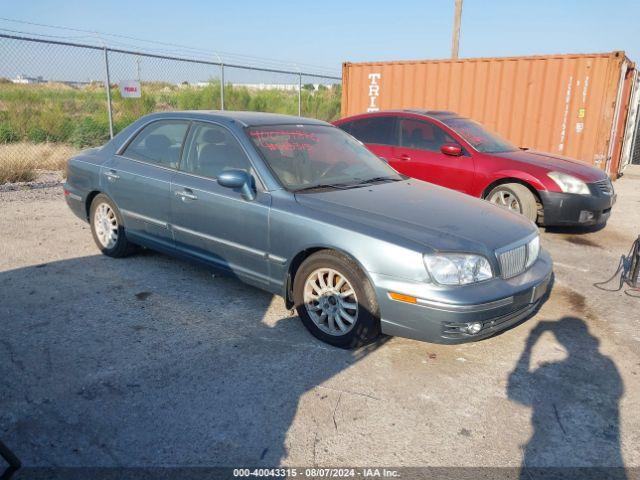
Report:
539,188,616,227
372,249,553,344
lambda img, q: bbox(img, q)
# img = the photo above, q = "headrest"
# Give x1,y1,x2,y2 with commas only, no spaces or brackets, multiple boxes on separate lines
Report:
411,129,424,140
145,134,171,151
202,128,226,144
199,143,220,159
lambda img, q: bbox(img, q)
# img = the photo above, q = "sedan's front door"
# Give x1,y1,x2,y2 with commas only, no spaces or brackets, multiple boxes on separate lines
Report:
392,117,476,194
102,120,189,249
170,122,271,288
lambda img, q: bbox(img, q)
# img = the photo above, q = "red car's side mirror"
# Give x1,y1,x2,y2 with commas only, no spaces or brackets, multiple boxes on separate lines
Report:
441,143,463,156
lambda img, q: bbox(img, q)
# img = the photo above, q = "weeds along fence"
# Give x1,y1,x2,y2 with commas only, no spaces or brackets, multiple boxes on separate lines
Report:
0,33,341,182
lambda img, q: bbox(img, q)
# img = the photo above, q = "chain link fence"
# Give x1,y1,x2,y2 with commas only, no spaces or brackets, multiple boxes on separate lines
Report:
0,33,341,183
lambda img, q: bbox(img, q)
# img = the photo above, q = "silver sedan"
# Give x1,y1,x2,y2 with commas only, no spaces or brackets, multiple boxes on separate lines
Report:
64,111,553,348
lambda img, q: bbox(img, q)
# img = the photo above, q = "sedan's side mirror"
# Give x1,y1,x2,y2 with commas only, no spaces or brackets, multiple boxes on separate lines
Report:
217,169,256,201
441,143,463,156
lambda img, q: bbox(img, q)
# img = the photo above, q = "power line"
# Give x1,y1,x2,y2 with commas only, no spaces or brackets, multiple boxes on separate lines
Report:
0,16,341,76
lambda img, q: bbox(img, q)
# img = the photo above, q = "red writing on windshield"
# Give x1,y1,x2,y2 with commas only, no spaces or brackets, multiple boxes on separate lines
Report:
250,130,319,152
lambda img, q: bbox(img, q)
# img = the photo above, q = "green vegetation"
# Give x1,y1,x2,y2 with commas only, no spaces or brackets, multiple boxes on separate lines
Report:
0,81,342,149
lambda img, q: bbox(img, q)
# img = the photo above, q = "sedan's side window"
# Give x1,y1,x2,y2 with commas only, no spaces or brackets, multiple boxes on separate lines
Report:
399,118,454,152
123,121,189,168
347,117,398,146
180,123,251,178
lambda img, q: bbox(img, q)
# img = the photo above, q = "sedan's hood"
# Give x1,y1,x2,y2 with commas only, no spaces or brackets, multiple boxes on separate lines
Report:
295,180,537,253
492,150,607,182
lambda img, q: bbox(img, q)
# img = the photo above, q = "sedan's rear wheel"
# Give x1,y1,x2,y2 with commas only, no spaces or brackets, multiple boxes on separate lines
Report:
294,250,380,349
486,183,538,222
90,194,136,258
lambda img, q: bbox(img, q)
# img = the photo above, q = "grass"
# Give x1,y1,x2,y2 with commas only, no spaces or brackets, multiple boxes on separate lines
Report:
0,142,78,183
0,81,341,183
0,81,341,147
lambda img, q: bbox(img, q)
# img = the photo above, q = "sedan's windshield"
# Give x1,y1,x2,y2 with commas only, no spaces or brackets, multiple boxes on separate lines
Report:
247,124,403,192
442,118,518,153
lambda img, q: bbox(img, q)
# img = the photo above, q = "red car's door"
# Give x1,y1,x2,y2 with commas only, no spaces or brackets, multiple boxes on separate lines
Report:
392,117,476,194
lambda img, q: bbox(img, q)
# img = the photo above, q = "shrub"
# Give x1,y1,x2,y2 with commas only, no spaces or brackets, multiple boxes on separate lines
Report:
69,117,110,148
27,126,50,143
0,123,19,143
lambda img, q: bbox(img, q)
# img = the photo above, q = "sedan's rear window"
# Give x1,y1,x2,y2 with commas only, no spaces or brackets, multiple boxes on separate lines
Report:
246,124,401,191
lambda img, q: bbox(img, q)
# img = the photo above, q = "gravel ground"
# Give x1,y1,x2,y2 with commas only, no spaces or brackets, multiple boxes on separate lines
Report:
1,168,639,475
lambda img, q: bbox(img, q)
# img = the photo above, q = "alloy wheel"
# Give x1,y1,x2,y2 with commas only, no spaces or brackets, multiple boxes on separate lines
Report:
93,202,119,249
489,189,521,212
303,268,358,336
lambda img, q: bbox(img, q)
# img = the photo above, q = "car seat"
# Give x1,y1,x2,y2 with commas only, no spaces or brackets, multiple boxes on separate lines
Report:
145,135,173,166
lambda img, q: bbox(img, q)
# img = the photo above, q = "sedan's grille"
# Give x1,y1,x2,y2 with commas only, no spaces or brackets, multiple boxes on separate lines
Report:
499,245,527,279
594,178,613,196
498,236,540,279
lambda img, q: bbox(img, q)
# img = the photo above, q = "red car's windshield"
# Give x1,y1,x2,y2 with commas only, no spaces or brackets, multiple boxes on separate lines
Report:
247,124,402,191
443,118,518,153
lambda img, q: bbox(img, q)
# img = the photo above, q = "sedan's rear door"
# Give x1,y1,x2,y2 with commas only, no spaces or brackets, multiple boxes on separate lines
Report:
102,120,189,249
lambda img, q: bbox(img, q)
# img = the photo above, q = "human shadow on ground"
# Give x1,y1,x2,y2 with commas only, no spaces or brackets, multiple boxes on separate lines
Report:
508,317,626,479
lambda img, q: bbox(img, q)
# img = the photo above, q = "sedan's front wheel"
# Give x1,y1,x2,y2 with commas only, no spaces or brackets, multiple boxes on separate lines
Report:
486,183,538,222
90,194,136,258
293,250,381,349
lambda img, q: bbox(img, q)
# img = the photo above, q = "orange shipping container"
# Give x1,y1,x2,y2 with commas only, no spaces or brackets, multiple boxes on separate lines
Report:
341,52,636,177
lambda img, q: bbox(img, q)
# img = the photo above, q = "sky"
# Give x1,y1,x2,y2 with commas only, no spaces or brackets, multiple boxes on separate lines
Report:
1,0,639,77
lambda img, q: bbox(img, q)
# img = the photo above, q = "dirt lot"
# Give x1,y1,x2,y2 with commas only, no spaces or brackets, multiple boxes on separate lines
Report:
1,167,639,475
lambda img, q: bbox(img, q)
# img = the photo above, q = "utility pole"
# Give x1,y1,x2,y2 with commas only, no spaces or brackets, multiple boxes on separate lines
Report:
451,0,463,59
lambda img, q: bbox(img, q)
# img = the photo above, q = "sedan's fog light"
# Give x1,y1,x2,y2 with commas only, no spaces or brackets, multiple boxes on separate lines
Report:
465,322,482,335
579,210,595,223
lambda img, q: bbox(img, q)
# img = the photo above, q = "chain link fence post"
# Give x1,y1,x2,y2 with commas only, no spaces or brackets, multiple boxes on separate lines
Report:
220,62,225,110
103,47,114,139
298,72,302,117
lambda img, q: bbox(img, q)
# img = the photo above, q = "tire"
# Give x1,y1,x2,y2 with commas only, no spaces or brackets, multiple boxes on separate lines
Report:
293,250,381,349
89,193,136,258
486,183,538,222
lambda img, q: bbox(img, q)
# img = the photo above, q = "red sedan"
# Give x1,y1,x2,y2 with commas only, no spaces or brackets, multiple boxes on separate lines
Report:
334,110,616,227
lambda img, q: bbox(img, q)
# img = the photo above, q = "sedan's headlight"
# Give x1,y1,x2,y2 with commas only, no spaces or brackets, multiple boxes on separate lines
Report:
525,235,540,268
423,253,493,285
547,171,589,194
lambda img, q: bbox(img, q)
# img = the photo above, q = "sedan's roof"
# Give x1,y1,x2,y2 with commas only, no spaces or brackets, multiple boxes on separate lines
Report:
402,109,460,119
335,109,463,123
148,110,330,127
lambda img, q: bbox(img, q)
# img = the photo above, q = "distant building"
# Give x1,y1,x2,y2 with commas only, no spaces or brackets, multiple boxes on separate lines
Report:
177,81,335,91
237,83,300,92
232,83,335,92
11,74,45,84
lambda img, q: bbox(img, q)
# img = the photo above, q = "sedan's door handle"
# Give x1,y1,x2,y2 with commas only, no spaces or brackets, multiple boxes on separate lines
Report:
104,170,120,181
175,189,198,201
397,154,412,161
